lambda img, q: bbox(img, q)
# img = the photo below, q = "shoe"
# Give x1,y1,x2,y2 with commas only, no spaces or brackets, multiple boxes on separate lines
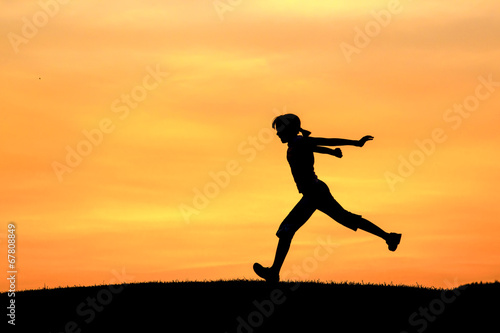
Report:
253,263,279,283
386,233,402,252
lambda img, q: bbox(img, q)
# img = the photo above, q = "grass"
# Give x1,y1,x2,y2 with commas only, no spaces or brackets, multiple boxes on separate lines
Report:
2,280,498,332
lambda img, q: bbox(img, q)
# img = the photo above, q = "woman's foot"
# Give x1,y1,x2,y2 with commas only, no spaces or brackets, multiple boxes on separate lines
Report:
386,233,402,251
253,263,279,283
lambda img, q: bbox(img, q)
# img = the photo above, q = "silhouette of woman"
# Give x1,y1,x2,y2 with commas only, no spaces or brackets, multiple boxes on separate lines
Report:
253,114,402,283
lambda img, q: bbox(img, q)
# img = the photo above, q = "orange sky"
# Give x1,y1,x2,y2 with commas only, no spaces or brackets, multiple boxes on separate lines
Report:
1,0,499,291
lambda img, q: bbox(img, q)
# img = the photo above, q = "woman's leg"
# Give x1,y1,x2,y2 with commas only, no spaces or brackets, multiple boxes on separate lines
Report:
255,196,316,281
270,235,293,273
315,182,389,240
317,188,402,250
356,217,389,240
320,201,389,240
272,196,316,272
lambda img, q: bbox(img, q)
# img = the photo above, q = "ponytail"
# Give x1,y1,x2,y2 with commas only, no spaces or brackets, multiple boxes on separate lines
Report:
299,128,311,137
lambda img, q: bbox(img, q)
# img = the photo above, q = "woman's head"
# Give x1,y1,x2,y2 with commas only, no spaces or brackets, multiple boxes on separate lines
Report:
272,114,311,143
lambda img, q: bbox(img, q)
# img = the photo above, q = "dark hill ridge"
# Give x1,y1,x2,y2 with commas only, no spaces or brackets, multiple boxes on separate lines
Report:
2,280,498,332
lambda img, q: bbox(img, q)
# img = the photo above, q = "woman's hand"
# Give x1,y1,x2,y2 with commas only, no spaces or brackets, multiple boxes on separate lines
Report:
332,148,343,158
357,135,374,147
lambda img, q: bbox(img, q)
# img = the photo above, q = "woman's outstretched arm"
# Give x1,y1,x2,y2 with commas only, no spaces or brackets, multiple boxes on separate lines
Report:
313,146,343,158
309,135,374,147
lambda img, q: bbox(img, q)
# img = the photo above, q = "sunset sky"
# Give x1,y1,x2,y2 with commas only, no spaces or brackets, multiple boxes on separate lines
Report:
1,0,499,291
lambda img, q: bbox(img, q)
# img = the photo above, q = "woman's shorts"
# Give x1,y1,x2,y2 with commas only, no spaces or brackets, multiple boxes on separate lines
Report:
276,180,361,238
